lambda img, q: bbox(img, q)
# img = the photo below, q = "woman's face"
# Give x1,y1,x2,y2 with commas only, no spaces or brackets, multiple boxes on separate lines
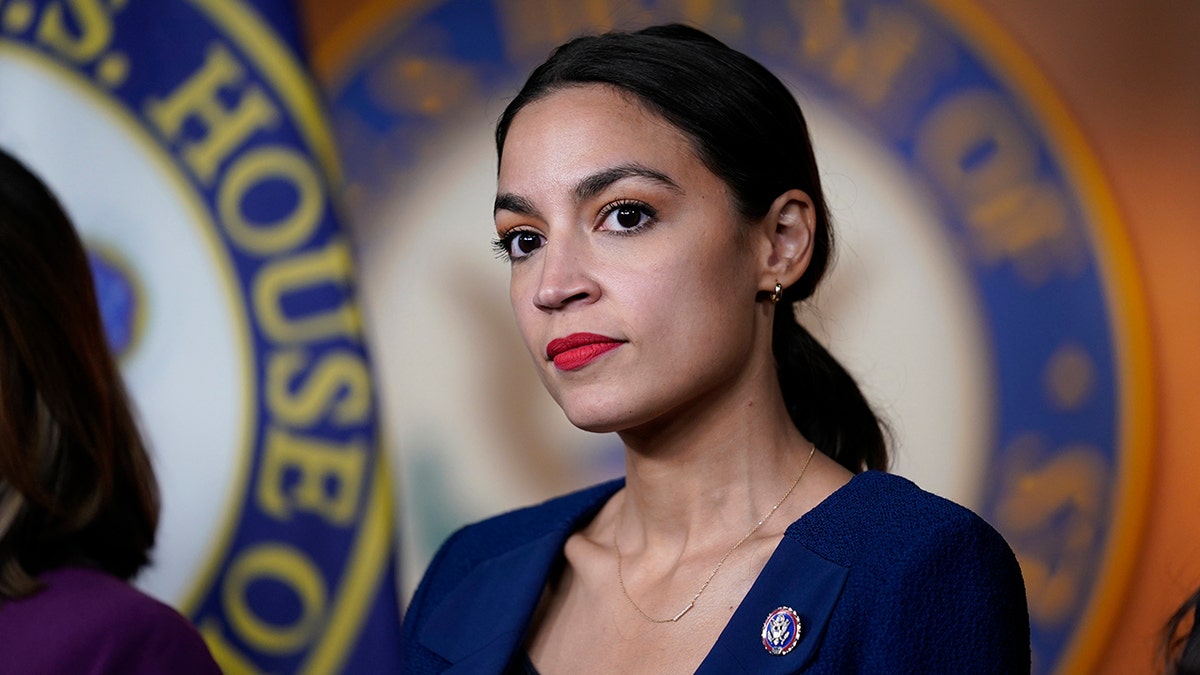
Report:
494,85,771,434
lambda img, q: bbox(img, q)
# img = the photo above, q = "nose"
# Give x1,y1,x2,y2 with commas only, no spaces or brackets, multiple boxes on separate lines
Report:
532,236,598,311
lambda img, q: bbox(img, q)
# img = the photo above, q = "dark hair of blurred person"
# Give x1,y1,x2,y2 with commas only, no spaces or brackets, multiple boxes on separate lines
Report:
0,148,157,597
0,146,220,673
1165,587,1200,674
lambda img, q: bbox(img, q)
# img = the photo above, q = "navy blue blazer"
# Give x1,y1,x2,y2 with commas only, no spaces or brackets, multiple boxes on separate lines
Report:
402,471,1030,673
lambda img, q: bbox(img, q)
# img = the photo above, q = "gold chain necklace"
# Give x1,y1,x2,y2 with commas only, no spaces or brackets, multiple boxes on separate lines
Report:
614,444,818,623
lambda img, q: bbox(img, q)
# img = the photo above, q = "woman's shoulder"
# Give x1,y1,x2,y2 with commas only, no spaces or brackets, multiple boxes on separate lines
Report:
783,471,1030,668
402,478,625,664
435,477,625,567
790,470,1016,569
0,566,221,674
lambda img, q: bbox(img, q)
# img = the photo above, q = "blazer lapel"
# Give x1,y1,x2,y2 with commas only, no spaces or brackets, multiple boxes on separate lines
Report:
418,528,566,673
696,535,849,674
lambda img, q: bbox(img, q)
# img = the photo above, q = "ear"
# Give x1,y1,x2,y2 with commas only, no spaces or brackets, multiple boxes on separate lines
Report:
757,189,816,294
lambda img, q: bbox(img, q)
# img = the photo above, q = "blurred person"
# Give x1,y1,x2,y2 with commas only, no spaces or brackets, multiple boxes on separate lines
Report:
402,24,1030,673
0,147,220,673
1164,587,1200,674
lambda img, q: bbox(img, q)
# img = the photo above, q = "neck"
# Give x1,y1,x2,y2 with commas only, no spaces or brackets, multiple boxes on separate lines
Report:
613,371,814,552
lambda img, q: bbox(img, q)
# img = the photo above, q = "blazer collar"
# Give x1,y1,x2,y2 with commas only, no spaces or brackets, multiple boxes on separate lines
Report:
419,529,566,673
696,534,848,673
418,482,848,674
418,481,623,673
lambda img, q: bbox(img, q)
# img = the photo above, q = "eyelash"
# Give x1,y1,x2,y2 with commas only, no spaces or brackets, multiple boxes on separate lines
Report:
491,231,531,262
491,199,658,263
597,199,657,234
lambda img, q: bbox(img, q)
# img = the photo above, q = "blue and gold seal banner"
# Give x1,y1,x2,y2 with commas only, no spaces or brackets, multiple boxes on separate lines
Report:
0,1,401,672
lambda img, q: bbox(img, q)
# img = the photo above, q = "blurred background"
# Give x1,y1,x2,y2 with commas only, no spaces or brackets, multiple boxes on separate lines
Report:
1,1,1196,673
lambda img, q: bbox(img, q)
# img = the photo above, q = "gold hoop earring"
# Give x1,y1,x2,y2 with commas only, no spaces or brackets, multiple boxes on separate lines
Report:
769,282,783,304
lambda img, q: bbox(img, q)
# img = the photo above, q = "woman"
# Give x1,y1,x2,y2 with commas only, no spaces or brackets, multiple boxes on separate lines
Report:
402,24,1029,673
0,147,220,673
1164,587,1200,674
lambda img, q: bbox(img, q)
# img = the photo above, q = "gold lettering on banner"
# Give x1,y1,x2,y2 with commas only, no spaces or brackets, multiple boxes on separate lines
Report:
219,146,324,254
915,89,1083,285
656,0,745,35
1045,343,1096,411
789,0,923,108
496,0,745,64
267,349,371,427
36,0,111,62
113,9,378,670
253,237,361,343
200,620,266,675
369,55,477,118
257,425,366,525
995,435,1106,627
223,545,328,654
144,43,280,184
2,1,37,34
497,0,641,62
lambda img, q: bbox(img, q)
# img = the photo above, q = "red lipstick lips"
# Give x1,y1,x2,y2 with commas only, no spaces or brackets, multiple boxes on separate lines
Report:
546,332,623,371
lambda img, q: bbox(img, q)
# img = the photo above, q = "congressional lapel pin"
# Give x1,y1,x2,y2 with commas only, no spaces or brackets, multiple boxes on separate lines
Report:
762,606,802,655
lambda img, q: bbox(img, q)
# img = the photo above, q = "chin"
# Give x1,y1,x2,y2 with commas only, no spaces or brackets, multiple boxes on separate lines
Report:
560,408,627,435
560,395,677,436
556,398,645,435
548,376,676,435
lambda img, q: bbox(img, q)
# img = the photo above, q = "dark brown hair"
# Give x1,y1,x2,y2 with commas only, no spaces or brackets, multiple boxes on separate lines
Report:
1165,587,1200,674
0,147,159,600
497,24,888,471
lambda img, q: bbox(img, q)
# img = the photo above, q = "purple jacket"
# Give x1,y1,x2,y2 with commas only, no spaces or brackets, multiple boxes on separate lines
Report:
0,566,220,674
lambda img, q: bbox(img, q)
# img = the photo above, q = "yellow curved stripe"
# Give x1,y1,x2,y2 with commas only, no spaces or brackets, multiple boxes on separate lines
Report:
926,2,1155,674
180,1,397,668
301,450,396,674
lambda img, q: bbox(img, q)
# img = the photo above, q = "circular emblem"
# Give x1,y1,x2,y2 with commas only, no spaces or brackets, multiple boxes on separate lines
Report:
0,2,394,672
761,606,803,656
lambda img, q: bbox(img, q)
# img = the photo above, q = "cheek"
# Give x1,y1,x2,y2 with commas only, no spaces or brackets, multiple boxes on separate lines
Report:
618,251,744,339
508,274,540,351
667,228,754,293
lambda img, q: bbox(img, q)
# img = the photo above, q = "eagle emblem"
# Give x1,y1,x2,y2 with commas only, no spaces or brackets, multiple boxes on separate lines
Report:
761,606,802,655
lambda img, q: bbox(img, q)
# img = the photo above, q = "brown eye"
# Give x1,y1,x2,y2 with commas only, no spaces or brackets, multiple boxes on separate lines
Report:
601,201,655,232
515,233,541,254
493,228,546,262
499,231,544,260
615,206,642,228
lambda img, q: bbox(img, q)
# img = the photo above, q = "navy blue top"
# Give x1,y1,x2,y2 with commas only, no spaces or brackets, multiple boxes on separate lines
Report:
402,471,1030,673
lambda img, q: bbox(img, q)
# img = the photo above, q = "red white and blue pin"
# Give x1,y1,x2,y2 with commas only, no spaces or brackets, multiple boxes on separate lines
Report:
761,606,802,655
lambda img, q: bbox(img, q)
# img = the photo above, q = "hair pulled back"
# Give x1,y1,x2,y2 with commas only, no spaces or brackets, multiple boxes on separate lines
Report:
0,147,160,599
496,24,887,472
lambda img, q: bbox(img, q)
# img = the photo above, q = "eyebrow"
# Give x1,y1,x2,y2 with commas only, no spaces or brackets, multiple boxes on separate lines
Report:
493,162,682,215
573,163,682,201
493,193,540,217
